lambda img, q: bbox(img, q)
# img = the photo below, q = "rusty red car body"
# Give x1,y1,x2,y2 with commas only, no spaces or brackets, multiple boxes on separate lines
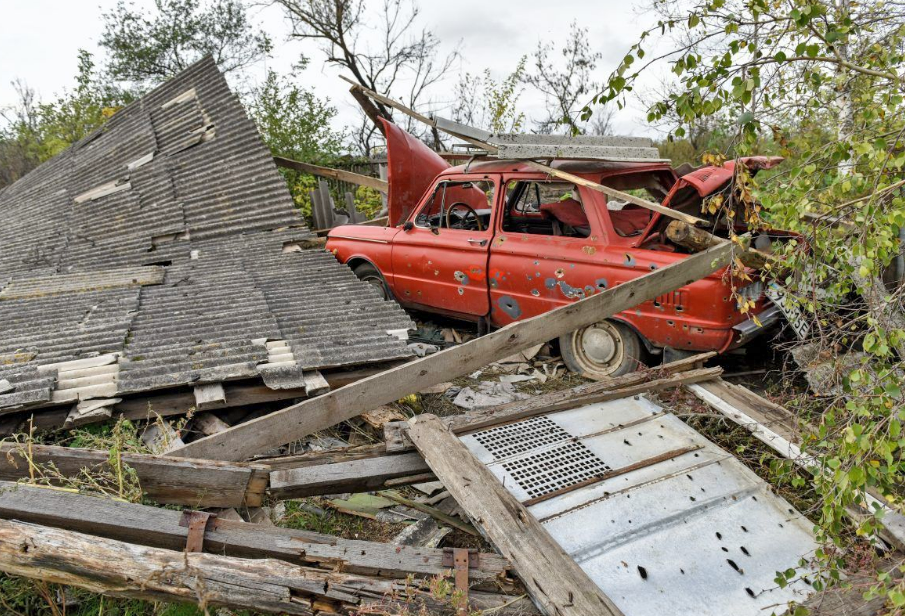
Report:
327,124,781,375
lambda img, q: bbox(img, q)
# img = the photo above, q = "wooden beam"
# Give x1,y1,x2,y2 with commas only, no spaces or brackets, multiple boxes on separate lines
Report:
340,76,499,153
0,482,510,585
0,518,531,615
407,414,624,616
169,242,735,461
194,382,226,410
526,160,709,227
274,156,388,193
385,365,722,453
0,443,268,508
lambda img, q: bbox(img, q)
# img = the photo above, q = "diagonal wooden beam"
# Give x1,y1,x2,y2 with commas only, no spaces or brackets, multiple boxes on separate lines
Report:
407,413,625,616
525,160,709,227
274,156,388,193
168,241,736,462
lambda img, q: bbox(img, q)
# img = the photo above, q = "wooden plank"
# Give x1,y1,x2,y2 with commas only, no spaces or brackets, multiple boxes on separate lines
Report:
345,192,360,223
269,452,430,499
303,370,330,396
193,411,230,435
194,382,226,410
0,443,268,508
384,364,722,452
0,482,511,585
0,518,532,615
170,241,736,462
318,179,335,228
407,414,624,616
274,156,388,193
526,160,708,227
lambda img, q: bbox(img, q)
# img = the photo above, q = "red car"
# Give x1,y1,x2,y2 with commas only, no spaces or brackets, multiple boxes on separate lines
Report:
327,122,784,378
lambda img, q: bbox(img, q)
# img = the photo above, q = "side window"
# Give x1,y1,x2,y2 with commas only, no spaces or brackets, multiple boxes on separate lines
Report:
413,180,495,232
502,181,590,238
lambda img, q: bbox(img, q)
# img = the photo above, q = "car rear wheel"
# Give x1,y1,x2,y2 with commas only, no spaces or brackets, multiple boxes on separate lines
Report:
353,263,390,300
559,320,644,379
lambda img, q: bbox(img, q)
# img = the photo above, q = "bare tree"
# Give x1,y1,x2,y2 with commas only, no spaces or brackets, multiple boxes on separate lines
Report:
524,22,603,134
272,0,457,154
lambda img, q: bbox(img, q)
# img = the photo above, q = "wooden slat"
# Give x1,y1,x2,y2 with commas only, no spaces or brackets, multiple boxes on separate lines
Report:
0,482,510,585
0,518,532,615
274,156,389,193
0,443,268,508
526,160,708,226
269,452,429,499
170,241,736,461
194,382,226,410
408,414,624,616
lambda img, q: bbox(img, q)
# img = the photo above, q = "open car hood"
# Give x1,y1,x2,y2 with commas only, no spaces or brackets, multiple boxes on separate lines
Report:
680,156,784,197
381,118,450,226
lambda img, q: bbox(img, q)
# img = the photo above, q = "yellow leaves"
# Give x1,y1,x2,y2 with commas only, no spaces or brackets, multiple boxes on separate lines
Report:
703,194,724,214
701,152,726,167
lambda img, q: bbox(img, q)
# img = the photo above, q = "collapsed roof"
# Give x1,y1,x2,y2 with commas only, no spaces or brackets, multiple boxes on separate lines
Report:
0,57,413,420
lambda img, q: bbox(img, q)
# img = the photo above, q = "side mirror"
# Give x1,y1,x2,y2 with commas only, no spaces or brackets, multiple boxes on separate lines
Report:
403,221,414,231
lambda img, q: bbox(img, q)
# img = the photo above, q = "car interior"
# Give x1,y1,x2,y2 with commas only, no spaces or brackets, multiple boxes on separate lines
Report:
414,180,494,231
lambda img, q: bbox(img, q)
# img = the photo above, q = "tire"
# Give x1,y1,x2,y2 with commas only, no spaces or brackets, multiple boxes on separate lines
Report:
353,262,391,301
559,320,645,379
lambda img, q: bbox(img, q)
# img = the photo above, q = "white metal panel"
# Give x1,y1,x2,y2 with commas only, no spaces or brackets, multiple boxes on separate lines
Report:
461,396,819,616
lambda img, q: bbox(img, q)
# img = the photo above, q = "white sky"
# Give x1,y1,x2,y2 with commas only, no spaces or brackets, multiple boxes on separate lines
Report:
0,0,668,139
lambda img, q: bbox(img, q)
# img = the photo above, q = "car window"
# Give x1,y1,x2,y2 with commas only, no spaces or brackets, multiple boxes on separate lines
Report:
502,180,590,238
414,180,494,232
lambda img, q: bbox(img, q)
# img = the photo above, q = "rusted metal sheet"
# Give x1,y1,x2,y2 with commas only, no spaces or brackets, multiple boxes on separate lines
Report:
459,396,819,616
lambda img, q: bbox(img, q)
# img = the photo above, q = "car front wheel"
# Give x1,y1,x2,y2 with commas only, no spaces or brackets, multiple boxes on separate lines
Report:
353,262,391,300
559,320,644,379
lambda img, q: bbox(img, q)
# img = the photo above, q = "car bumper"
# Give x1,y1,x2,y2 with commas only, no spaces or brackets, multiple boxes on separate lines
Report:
731,305,782,346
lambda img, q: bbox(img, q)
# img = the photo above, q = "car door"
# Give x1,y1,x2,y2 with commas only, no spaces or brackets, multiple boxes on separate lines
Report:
487,177,612,325
390,174,500,319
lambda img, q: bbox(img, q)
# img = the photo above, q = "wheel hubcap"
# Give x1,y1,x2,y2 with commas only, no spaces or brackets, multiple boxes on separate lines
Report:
581,327,617,363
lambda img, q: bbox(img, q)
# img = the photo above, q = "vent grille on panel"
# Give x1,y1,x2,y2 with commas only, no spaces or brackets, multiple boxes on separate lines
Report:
502,441,612,499
654,290,686,309
472,416,612,500
473,416,568,459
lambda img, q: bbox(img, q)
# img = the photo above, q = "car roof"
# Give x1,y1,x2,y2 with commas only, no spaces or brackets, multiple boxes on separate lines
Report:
440,158,673,177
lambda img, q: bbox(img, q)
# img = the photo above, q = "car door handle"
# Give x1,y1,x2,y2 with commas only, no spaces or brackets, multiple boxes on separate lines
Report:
467,238,488,246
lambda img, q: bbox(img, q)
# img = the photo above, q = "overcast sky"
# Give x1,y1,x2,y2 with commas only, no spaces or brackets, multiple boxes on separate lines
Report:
0,0,667,138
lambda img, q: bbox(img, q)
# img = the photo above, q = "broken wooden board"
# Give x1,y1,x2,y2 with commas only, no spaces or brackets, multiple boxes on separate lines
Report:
274,156,389,193
194,382,226,410
0,481,510,585
0,517,531,615
0,443,268,507
409,413,625,616
410,393,822,616
171,242,736,461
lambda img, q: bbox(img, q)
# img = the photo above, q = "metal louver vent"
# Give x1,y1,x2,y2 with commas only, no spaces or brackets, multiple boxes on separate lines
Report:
473,416,613,499
503,441,612,499
473,416,568,460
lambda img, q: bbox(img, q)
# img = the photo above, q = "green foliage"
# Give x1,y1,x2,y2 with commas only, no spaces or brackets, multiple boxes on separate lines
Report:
0,50,132,188
453,58,528,133
100,0,272,87
591,0,905,608
247,70,346,220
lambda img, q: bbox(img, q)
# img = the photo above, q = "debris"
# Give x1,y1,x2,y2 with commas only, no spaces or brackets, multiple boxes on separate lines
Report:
408,342,440,357
453,381,530,409
498,374,537,385
140,421,185,454
194,383,226,410
379,490,480,537
327,492,399,520
419,381,454,395
193,411,230,436
0,380,11,395
64,398,120,428
392,516,450,547
360,406,407,428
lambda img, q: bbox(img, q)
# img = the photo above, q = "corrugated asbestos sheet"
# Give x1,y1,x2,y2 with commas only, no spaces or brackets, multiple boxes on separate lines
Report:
461,396,820,616
0,56,413,417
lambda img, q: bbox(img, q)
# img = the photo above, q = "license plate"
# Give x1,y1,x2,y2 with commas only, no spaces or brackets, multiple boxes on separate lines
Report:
765,282,810,339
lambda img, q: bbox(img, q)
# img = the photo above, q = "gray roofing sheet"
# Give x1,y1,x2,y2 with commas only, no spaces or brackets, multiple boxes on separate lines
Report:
0,57,413,415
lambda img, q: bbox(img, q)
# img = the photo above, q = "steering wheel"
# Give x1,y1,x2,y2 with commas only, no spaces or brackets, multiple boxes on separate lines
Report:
445,202,484,231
